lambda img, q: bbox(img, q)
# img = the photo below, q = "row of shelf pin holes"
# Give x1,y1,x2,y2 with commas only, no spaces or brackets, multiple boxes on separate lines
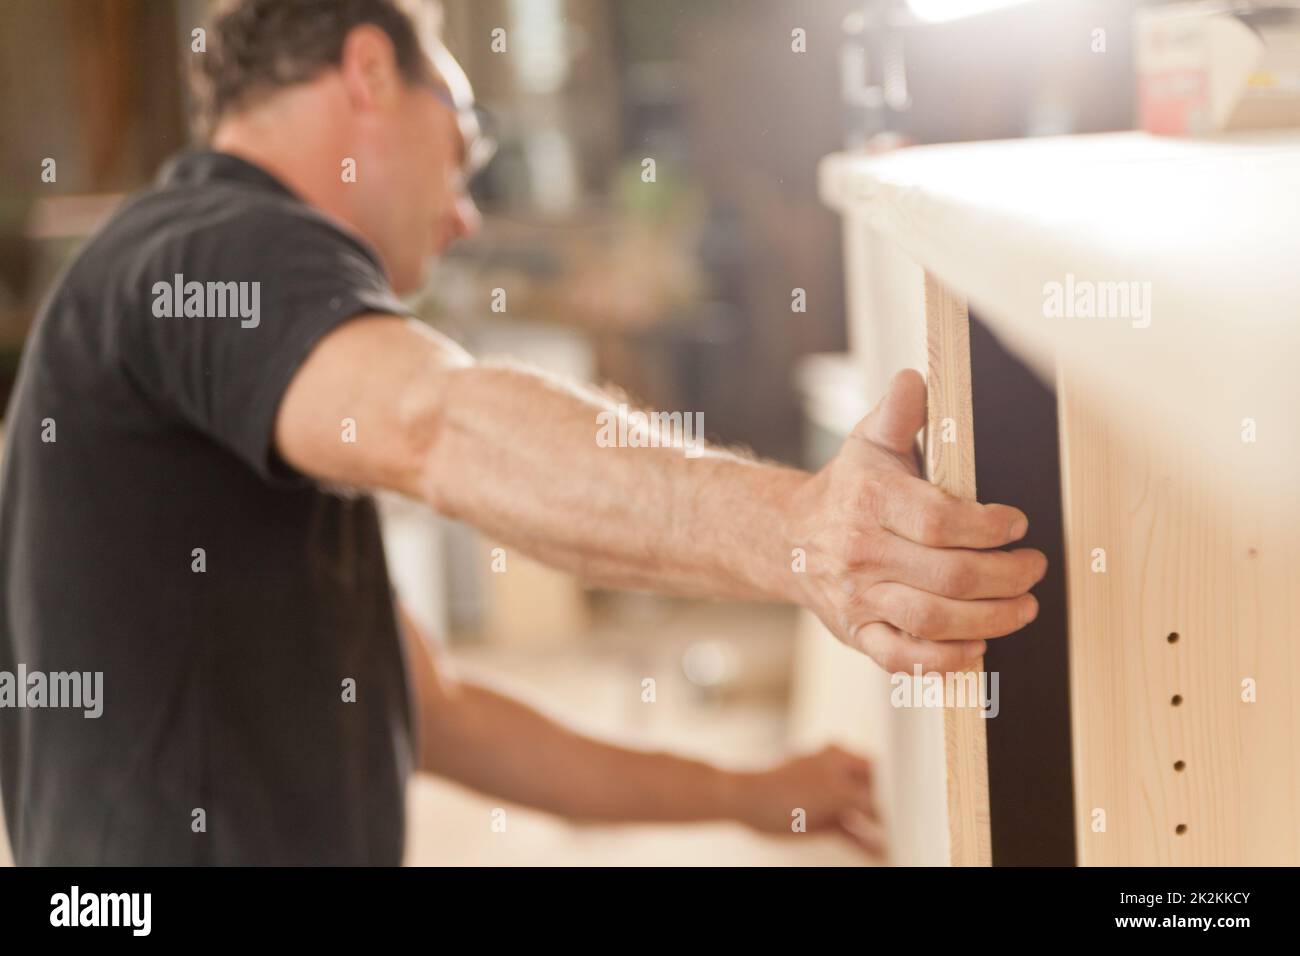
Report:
1168,631,1187,837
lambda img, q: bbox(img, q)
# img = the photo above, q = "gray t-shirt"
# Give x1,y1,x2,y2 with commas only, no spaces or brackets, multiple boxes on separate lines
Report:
0,150,415,864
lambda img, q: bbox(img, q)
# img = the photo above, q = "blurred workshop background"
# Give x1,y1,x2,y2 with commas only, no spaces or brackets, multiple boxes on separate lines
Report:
0,0,1152,865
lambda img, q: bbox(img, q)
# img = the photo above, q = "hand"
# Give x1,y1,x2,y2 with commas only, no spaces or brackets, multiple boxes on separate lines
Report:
784,369,1047,673
729,745,885,856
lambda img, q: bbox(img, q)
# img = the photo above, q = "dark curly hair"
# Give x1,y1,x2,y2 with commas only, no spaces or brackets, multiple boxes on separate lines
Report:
188,0,436,139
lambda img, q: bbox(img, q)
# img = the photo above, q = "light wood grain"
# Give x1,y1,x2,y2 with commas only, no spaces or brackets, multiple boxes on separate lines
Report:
824,132,1300,868
1058,368,1300,865
923,272,993,867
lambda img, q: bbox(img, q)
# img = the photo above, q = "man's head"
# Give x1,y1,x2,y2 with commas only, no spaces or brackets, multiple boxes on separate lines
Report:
191,0,484,293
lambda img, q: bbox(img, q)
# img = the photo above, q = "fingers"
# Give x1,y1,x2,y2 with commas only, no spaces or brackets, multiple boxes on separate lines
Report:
836,757,881,823
820,745,878,807
848,620,987,673
828,745,874,787
873,469,1028,549
851,369,927,460
849,371,1028,549
866,581,1038,643
820,747,887,857
879,538,1047,600
837,809,888,859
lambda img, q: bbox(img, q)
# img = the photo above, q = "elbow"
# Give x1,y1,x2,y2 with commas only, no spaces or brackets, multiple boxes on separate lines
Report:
402,360,474,519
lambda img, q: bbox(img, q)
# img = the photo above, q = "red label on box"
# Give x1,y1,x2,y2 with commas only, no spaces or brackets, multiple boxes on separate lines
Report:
1139,69,1210,134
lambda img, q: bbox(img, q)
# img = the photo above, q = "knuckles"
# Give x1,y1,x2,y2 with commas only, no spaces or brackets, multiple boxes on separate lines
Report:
936,559,979,598
912,505,949,548
842,530,889,573
862,583,938,640
898,596,943,639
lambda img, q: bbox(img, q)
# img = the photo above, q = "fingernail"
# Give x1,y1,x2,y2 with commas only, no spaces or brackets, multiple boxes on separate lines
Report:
1020,596,1039,624
1009,516,1029,541
967,640,987,658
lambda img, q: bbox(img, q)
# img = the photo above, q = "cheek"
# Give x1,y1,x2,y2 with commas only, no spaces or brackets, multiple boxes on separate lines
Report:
395,147,442,227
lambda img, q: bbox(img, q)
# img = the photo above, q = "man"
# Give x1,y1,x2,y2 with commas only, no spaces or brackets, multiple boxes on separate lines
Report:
0,0,1045,865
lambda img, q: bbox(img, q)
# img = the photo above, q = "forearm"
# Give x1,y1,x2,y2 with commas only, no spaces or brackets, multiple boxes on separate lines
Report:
284,322,1046,675
418,669,742,824
419,362,806,602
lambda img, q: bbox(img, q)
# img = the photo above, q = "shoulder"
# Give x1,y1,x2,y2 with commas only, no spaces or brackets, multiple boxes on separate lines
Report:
69,175,395,319
116,177,378,267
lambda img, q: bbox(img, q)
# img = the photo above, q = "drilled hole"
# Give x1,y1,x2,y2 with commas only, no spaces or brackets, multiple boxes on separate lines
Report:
1174,760,1186,772
1167,632,1180,644
1175,824,1188,835
1171,694,1183,706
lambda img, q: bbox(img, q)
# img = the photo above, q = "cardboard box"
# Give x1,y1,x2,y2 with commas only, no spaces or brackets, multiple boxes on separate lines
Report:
1137,1,1300,134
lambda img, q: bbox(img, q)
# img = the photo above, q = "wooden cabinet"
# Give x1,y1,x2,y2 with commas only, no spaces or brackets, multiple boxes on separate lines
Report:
818,131,1300,866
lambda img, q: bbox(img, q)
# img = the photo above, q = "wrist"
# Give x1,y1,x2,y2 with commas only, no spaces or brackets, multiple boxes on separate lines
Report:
712,767,758,827
695,456,809,604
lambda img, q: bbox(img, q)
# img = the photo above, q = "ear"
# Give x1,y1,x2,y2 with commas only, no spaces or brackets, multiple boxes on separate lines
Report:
338,24,402,110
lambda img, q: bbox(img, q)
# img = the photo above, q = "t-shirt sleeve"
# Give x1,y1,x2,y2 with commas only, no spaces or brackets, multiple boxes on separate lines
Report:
122,207,414,485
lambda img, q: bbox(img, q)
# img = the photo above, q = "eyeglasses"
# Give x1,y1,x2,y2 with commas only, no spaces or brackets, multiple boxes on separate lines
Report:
429,83,498,183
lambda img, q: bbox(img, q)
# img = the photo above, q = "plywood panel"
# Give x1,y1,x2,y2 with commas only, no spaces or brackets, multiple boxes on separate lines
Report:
1059,369,1300,865
814,218,947,867
923,272,993,867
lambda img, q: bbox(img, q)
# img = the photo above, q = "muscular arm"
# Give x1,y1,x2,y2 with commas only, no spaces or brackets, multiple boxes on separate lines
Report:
279,316,799,600
276,315,1047,672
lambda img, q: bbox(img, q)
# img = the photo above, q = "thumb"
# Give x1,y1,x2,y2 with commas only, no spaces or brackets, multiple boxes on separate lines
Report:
852,369,927,458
